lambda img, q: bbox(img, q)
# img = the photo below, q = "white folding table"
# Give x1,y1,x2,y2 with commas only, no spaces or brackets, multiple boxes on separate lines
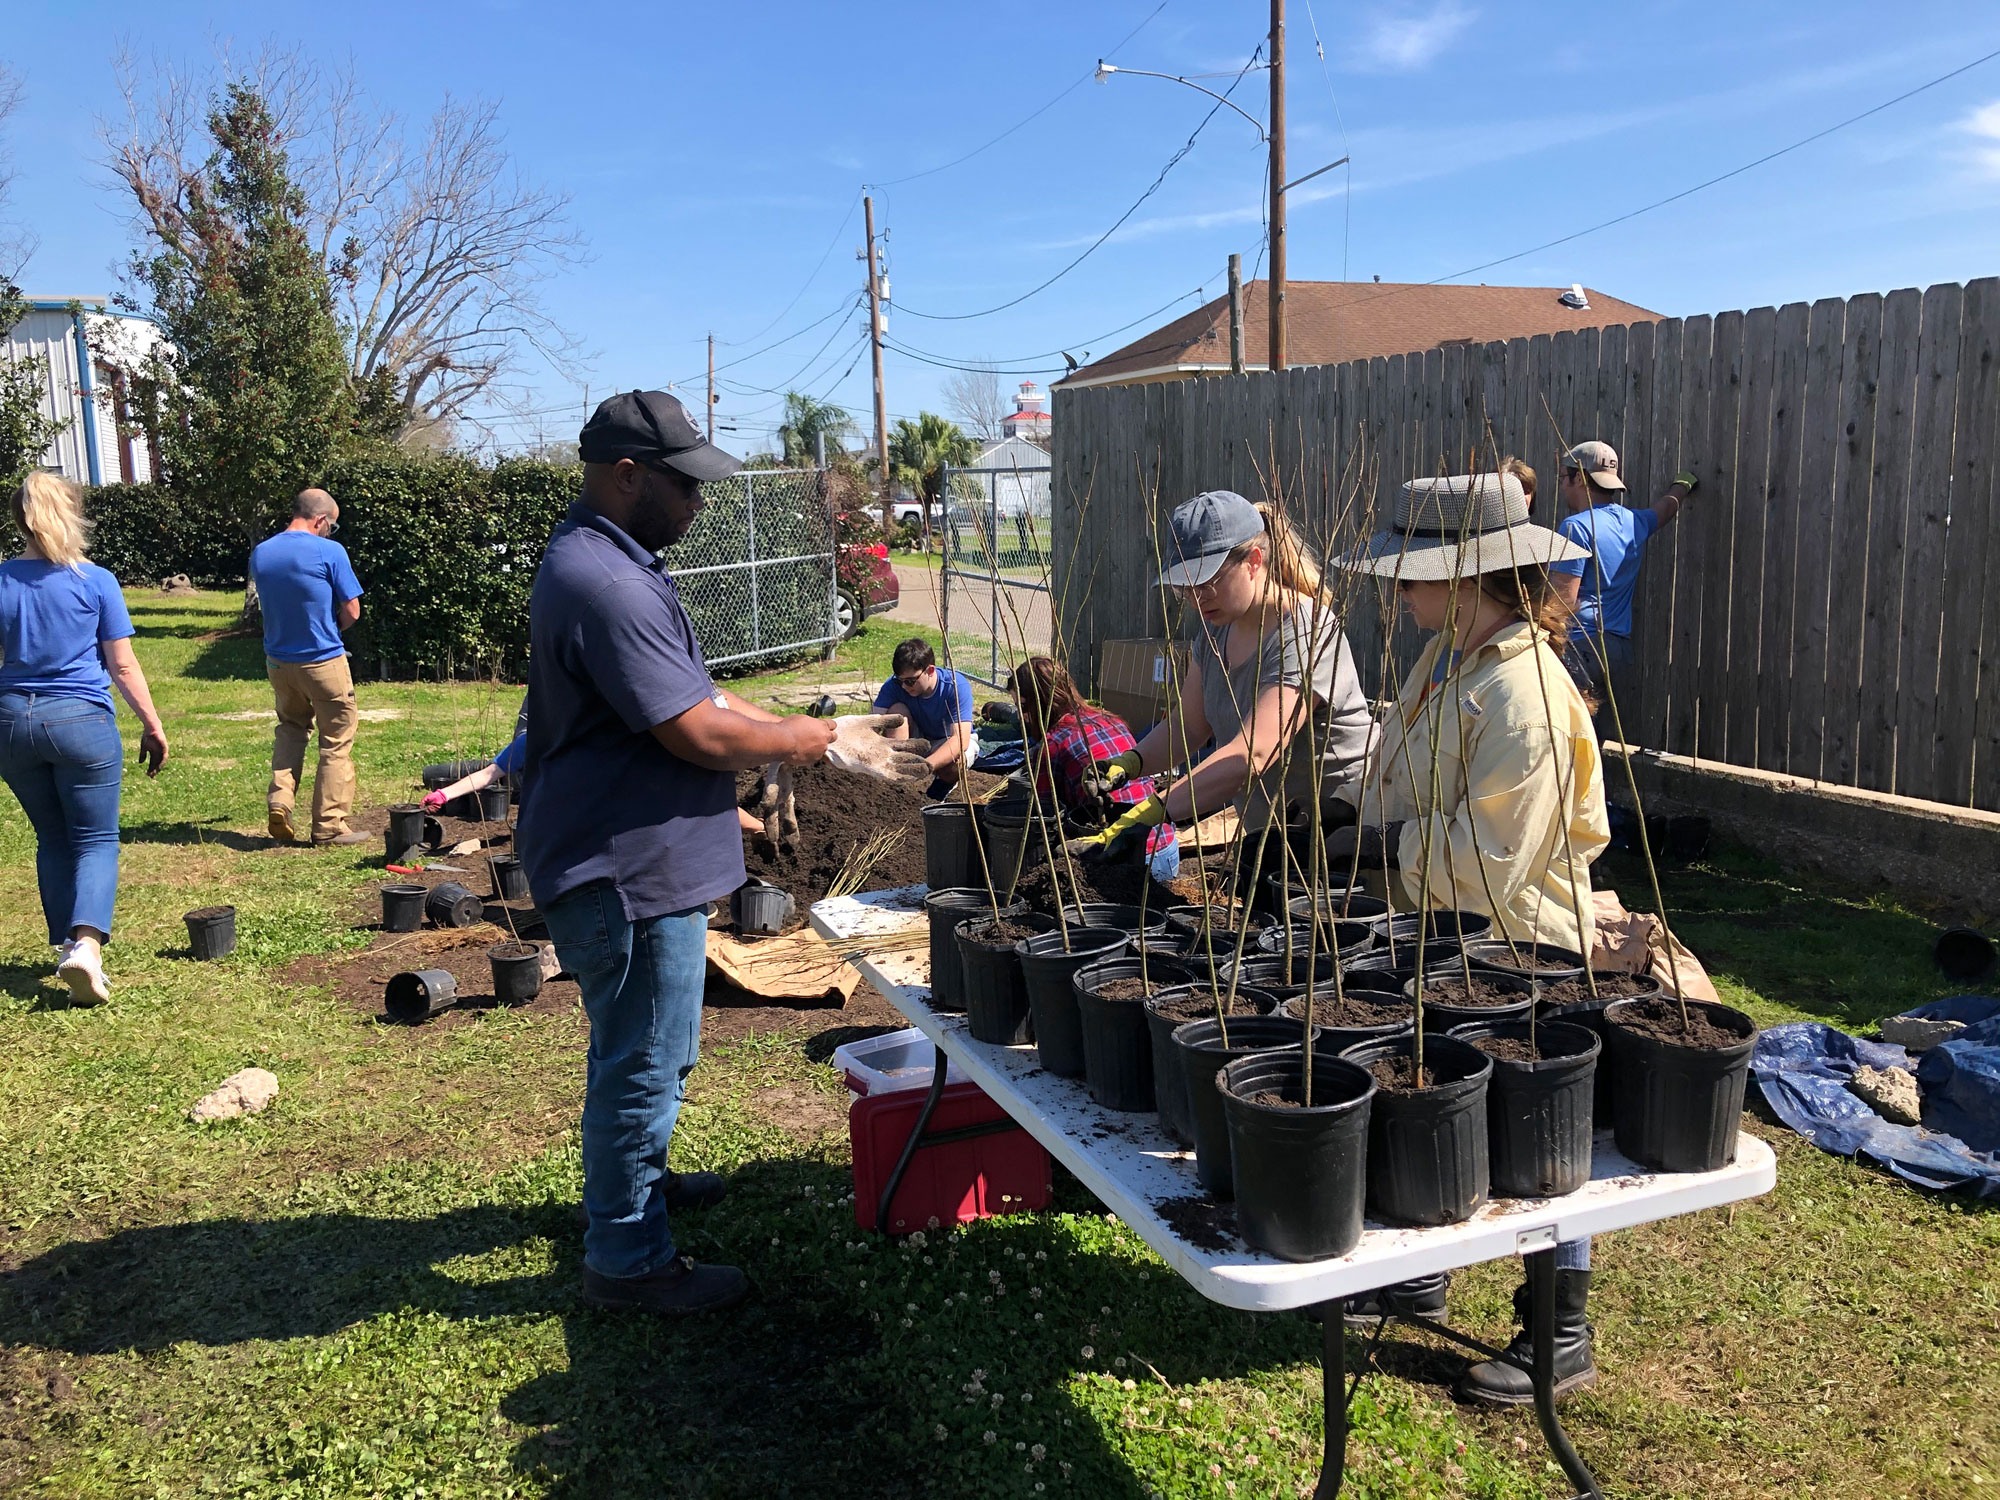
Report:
812,887,1777,1499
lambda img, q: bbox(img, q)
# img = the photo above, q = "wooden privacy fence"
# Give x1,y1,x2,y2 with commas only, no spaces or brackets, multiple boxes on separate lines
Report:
1051,276,2000,814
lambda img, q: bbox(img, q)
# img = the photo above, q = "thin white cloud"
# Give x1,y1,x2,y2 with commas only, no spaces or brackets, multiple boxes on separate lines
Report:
1353,4,1477,74
1961,99,2000,178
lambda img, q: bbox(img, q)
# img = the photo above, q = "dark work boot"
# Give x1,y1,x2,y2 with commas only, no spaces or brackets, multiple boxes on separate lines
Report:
571,1171,727,1227
1342,1271,1450,1329
582,1255,749,1316
1456,1271,1597,1406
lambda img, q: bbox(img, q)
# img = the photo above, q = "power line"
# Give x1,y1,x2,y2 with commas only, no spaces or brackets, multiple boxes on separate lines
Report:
714,297,865,398
670,295,853,386
892,48,1263,322
883,277,1221,371
724,190,864,347
866,1,1175,189
1301,0,1354,283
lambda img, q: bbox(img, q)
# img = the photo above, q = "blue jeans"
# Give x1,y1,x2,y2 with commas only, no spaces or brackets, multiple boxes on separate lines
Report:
1147,837,1181,883
0,692,124,944
542,881,709,1279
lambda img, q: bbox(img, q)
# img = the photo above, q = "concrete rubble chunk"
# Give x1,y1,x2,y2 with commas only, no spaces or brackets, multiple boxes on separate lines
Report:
1879,1014,1965,1051
188,1067,281,1123
1847,1064,1922,1126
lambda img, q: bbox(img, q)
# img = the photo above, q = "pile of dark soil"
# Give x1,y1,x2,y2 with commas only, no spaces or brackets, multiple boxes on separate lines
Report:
1150,989,1267,1023
1013,859,1171,917
1154,1194,1237,1251
1607,996,1749,1048
737,761,930,907
1537,971,1657,1007
1420,975,1526,1008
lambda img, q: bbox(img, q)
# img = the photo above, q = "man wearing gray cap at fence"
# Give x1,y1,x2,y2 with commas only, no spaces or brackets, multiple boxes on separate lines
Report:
519,388,835,1317
1549,440,1697,736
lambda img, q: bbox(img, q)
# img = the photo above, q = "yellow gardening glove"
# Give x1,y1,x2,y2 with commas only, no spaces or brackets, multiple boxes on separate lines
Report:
1063,794,1167,863
1080,749,1144,800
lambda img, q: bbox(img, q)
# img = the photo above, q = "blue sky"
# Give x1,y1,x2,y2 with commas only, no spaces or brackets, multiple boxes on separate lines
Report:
7,1,2000,458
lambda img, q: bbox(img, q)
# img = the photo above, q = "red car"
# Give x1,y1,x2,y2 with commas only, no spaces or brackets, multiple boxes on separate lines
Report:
836,538,900,639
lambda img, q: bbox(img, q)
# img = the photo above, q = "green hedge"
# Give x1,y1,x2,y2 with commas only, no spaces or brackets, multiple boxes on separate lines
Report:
6,453,862,680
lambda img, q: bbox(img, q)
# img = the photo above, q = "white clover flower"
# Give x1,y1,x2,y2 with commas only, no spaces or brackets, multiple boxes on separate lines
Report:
991,1394,1004,1408
1021,1393,1032,1404
1029,1287,1042,1299
1123,1378,1136,1390
1060,1462,1072,1476
909,1230,926,1248
1080,1345,1094,1359
770,1237,780,1246
857,1280,866,1288
1100,1306,1111,1315
1208,1464,1222,1477
983,1295,993,1304
983,1430,997,1444
1014,1441,1026,1451
989,1269,1002,1283
900,1318,913,1328
973,1368,986,1380
923,1255,933,1265
1177,1397,1193,1411
1030,1443,1046,1460
1033,1312,1043,1321
906,1303,918,1313
935,1424,948,1440
1114,1357,1127,1370
927,1216,941,1229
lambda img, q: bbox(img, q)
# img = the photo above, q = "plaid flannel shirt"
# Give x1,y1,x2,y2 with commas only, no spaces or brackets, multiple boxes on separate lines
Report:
1034,706,1175,855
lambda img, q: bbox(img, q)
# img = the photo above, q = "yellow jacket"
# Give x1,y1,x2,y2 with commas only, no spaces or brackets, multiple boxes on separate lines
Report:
1355,620,1609,951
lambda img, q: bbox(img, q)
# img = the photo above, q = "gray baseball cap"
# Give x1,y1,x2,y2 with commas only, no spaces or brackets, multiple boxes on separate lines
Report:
1563,439,1625,490
1157,490,1265,587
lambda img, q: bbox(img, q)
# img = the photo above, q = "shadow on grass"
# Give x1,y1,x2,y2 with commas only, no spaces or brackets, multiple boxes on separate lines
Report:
183,632,268,681
121,818,274,853
0,959,66,1008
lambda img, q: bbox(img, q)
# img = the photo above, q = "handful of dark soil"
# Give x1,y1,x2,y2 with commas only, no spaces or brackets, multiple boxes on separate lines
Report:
1470,1035,1541,1062
1420,974,1526,1008
963,917,1043,946
1608,996,1749,1049
1536,971,1657,1007
1151,989,1268,1023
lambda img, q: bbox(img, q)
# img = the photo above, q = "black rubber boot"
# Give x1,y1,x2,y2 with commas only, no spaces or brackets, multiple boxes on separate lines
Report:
1341,1271,1450,1329
1456,1270,1597,1406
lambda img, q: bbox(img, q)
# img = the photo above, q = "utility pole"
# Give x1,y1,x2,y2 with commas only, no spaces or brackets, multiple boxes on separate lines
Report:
706,333,715,441
1268,0,1287,372
1228,253,1245,375
864,194,891,535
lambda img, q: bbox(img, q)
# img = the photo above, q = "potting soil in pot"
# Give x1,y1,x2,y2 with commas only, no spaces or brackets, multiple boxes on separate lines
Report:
1296,992,1411,1028
1150,989,1267,1024
1536,971,1657,1006
1094,976,1178,1001
1611,996,1747,1048
1367,1054,1447,1092
962,917,1044,945
1421,974,1529,1008
1012,858,1173,917
1470,1035,1545,1062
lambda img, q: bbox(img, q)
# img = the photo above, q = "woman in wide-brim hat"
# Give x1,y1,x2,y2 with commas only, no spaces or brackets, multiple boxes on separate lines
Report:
1328,469,1609,1409
1329,470,1609,949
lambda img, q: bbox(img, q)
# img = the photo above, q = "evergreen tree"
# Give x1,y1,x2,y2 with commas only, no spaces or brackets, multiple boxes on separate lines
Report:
0,284,68,489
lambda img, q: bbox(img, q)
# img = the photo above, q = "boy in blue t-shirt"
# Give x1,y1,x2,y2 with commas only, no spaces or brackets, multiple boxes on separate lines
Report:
1545,441,1695,735
873,637,975,796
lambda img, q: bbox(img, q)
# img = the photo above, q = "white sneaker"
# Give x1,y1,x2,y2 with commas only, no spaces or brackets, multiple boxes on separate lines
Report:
57,937,110,1007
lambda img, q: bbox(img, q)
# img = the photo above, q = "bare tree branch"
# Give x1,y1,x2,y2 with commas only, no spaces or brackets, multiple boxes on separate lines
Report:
0,63,34,278
941,361,1007,443
101,47,591,446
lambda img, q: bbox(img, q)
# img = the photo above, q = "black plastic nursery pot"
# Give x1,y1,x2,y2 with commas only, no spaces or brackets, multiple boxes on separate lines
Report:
1219,952,1338,1003
184,906,236,961
1144,983,1279,1145
975,804,1043,898
924,888,1024,1011
1164,904,1264,940
1448,1019,1600,1198
1220,1049,1376,1261
1371,909,1492,948
1278,986,1414,1052
488,855,530,902
1339,1033,1493,1226
476,784,511,822
1461,939,1589,985
732,878,796,936
489,941,544,1006
380,883,428,933
385,968,458,1023
1061,902,1170,937
1602,997,1759,1173
1257,919,1374,962
1407,968,1537,1030
422,760,488,821
1018,926,1130,1077
1175,1013,1318,1196
1073,957,1190,1111
1934,925,1998,984
425,882,483,929
921,802,976,891
386,803,427,862
1287,890,1389,925
956,912,1055,1046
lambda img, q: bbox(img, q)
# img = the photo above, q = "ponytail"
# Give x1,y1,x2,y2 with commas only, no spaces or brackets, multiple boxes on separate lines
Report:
1230,501,1329,604
13,472,90,570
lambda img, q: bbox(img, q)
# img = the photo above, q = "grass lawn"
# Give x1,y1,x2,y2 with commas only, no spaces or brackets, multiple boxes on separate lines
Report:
0,587,1994,1498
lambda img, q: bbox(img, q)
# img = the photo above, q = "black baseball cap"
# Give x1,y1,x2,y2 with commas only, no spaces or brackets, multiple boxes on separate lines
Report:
578,389,742,481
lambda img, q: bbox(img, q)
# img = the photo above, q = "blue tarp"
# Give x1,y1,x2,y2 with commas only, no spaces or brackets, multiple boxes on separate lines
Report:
1751,997,2000,1197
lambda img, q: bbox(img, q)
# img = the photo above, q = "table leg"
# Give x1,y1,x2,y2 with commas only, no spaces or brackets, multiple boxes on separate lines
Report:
1526,1248,1604,1500
875,1052,950,1234
1313,1300,1347,1499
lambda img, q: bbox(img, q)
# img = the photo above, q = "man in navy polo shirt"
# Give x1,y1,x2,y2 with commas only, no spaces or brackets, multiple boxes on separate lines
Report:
874,636,975,796
519,389,835,1317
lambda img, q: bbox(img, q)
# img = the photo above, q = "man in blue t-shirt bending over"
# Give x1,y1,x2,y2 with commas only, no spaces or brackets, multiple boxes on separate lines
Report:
874,637,975,796
249,489,368,846
1549,441,1695,737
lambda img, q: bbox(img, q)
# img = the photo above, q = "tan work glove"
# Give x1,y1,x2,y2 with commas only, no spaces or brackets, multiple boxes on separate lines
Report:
825,714,935,783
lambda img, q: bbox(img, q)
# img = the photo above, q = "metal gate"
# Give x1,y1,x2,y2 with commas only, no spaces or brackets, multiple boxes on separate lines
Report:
939,460,1053,687
661,467,839,669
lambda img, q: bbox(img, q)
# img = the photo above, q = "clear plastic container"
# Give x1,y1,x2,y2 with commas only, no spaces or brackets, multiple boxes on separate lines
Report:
833,1027,967,1097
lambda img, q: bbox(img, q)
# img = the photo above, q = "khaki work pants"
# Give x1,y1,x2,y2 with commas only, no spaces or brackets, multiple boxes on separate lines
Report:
267,655,358,840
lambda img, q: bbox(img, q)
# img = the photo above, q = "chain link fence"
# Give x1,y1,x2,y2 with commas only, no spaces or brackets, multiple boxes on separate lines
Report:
940,461,1054,686
661,467,838,669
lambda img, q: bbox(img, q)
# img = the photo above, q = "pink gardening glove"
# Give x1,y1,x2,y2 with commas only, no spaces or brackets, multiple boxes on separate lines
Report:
422,789,447,812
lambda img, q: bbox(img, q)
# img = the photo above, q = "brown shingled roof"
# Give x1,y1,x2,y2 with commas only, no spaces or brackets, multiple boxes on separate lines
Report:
1057,279,1664,387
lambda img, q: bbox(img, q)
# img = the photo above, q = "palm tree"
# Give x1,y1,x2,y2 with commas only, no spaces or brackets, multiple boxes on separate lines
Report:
776,392,856,467
888,410,978,510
